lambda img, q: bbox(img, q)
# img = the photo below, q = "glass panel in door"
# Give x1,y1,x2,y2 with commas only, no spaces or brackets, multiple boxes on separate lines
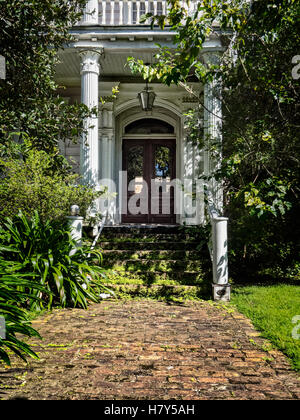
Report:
122,141,148,223
150,141,176,224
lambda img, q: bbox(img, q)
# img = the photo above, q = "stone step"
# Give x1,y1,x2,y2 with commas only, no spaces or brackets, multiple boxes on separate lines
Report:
102,225,181,235
97,225,212,300
101,225,208,241
104,283,210,300
105,269,208,286
101,249,206,261
98,241,204,251
102,259,207,272
100,233,204,242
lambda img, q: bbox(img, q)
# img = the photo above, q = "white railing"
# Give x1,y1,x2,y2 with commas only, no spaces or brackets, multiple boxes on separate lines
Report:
99,1,166,25
80,0,198,26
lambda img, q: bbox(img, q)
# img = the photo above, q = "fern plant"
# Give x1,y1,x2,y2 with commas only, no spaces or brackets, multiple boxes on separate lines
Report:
0,257,46,365
0,211,107,310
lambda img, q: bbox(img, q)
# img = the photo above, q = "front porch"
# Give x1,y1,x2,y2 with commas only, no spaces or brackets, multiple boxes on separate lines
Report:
55,1,223,226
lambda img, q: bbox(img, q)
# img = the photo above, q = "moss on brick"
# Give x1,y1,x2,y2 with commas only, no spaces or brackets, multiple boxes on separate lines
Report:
98,225,212,301
107,284,210,302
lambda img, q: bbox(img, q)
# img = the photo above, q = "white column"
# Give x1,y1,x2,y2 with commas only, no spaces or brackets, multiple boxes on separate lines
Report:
99,131,115,224
99,102,116,224
101,131,114,182
82,0,99,25
80,50,102,186
181,99,205,225
203,52,223,214
101,134,109,179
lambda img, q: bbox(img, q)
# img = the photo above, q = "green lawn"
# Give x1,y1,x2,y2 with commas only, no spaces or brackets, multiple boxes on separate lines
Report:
231,284,300,371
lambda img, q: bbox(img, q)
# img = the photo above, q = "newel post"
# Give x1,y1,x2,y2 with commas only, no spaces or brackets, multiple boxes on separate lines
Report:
67,205,84,253
211,216,231,301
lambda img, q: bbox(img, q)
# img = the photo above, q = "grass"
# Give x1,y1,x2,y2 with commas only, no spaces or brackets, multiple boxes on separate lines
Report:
231,284,300,371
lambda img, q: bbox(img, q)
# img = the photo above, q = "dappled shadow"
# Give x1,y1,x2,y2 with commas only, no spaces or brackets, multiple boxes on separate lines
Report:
0,367,30,398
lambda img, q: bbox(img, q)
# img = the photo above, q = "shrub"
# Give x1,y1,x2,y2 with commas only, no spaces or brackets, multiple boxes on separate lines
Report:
0,256,46,365
0,211,107,310
0,145,100,222
228,202,300,283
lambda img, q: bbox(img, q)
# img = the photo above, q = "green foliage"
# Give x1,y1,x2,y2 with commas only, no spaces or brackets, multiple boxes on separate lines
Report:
228,205,300,282
0,257,46,365
0,144,100,222
0,211,107,310
0,0,92,160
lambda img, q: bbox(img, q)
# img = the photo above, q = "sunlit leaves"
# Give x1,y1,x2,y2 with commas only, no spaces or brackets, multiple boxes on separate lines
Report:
0,143,101,221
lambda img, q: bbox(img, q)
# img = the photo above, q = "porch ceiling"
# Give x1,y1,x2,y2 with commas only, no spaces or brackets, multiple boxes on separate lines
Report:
55,26,222,88
55,49,159,87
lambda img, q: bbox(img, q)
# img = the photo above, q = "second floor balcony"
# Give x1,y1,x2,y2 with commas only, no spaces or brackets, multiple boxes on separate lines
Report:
80,1,197,26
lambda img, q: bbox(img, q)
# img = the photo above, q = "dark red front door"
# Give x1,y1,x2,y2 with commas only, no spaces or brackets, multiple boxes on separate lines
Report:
122,139,176,224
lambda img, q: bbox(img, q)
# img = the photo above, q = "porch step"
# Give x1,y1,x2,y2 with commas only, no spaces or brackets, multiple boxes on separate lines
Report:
97,225,212,301
99,241,202,251
103,259,206,272
100,233,203,242
104,268,207,283
99,225,180,235
101,249,204,260
100,225,207,240
104,284,204,301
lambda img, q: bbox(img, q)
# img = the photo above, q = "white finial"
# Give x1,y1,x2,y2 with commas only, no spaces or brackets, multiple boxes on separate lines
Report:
70,205,80,216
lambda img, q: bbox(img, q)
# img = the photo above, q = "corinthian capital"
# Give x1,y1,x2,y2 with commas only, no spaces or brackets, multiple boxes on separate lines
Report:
79,50,103,75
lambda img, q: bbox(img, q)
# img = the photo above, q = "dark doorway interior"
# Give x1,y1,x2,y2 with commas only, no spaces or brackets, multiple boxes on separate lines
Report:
122,137,176,224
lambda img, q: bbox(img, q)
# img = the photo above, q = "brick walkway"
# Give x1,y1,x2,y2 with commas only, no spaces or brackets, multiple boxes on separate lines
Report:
0,300,299,400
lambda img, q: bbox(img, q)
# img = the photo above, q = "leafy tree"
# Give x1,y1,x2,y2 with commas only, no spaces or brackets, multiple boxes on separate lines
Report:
128,0,300,281
0,0,92,160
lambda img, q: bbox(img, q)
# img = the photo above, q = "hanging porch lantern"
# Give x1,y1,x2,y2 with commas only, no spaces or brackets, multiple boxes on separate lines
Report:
138,80,156,111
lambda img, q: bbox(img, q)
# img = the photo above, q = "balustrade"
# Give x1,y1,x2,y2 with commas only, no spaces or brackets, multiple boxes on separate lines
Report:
99,1,167,25
79,1,197,26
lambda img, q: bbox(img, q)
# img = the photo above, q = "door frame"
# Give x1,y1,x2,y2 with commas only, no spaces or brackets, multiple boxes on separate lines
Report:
114,104,184,225
122,135,177,224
